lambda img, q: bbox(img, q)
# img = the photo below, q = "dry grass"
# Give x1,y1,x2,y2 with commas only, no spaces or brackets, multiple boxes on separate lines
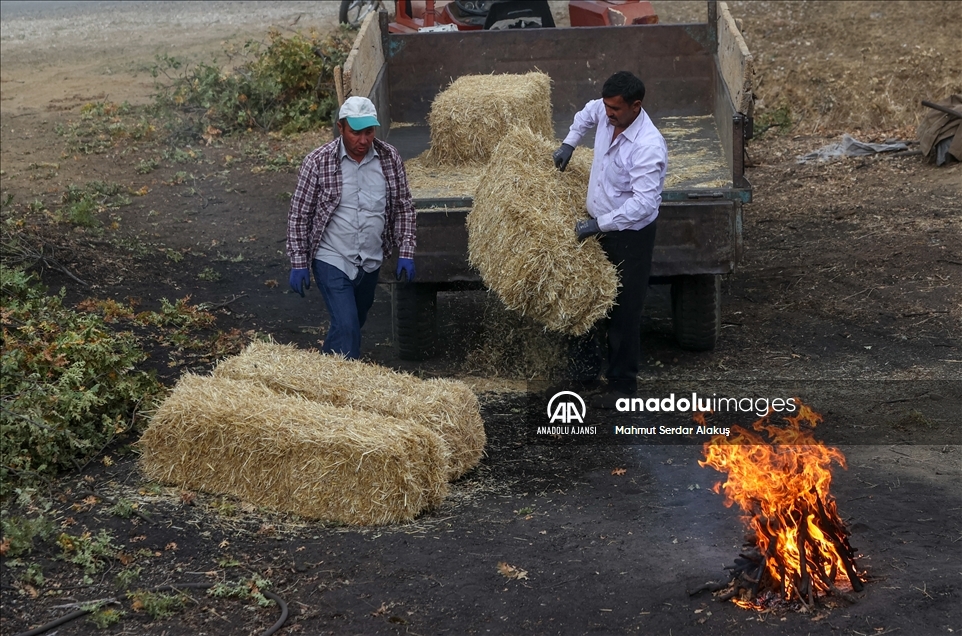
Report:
463,292,569,381
212,341,485,480
425,72,553,166
730,0,962,134
404,153,485,199
467,125,619,336
139,374,449,526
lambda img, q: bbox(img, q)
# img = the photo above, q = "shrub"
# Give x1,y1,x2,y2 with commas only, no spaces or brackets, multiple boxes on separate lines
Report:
57,529,118,574
128,589,187,620
0,512,55,557
57,181,131,228
152,26,356,136
0,266,162,495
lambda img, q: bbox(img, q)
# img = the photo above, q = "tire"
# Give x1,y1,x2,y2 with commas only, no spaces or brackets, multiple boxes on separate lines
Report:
393,283,437,361
339,0,381,27
671,275,721,351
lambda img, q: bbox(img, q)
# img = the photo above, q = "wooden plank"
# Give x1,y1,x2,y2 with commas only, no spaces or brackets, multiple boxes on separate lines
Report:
717,1,754,115
343,11,385,100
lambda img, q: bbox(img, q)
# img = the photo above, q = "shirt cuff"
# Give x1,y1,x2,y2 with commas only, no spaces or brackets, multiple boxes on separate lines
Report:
595,213,617,233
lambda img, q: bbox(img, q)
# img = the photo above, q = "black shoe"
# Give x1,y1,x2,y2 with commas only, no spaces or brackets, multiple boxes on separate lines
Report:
589,388,635,410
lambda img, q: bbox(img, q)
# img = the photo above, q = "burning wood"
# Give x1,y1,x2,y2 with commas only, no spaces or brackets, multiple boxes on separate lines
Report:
697,404,864,610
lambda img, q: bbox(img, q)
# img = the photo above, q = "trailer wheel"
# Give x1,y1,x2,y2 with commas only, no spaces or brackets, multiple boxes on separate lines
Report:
393,283,437,361
671,275,721,351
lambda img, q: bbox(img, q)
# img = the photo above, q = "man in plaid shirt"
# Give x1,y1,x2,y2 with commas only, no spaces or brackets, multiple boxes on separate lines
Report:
287,96,416,359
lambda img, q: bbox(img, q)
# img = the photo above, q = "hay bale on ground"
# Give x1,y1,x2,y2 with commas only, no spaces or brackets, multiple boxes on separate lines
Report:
140,374,449,525
467,125,619,335
426,72,553,166
212,341,485,480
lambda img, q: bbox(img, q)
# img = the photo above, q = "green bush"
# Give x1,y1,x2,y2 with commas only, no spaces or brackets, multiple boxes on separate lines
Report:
0,512,55,557
153,26,356,135
57,529,118,574
87,607,124,629
58,181,131,228
755,103,794,136
0,266,162,495
128,589,187,620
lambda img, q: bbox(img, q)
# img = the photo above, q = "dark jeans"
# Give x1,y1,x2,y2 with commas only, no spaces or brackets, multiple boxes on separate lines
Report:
312,259,380,360
599,221,657,394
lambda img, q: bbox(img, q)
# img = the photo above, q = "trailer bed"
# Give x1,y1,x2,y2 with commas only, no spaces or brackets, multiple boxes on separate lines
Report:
398,115,731,201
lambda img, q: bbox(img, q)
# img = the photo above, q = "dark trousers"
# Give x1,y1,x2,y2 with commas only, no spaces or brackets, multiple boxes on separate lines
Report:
599,221,657,394
312,259,380,360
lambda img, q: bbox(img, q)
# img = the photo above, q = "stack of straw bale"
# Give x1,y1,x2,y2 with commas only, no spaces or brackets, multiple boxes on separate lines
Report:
140,374,449,525
140,343,486,525
426,72,553,166
212,341,485,479
467,125,619,335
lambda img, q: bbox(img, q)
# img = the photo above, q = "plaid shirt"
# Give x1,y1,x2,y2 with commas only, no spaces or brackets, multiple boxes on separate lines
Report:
287,137,416,270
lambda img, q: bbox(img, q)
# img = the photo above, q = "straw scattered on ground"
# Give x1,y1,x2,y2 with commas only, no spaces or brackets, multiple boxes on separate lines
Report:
213,341,486,480
467,125,619,336
425,72,553,166
463,292,569,381
139,374,450,526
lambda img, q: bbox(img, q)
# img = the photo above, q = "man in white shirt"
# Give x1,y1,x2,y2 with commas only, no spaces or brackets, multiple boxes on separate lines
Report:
553,71,667,407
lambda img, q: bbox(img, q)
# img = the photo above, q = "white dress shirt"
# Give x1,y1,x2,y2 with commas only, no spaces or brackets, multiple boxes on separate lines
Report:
563,99,667,232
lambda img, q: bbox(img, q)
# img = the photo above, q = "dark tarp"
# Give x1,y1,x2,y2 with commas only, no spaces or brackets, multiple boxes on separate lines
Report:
918,94,962,166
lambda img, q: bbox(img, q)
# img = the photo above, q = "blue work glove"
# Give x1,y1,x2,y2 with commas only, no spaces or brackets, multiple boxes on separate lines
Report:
575,218,601,242
553,143,574,171
396,258,416,282
289,268,310,297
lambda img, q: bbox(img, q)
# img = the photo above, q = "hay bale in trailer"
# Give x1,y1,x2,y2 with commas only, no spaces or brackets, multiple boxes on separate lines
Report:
139,374,449,526
212,341,485,480
425,72,553,166
467,125,619,336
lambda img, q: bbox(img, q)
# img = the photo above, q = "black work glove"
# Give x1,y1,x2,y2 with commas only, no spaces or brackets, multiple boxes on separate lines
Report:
575,218,601,242
553,143,574,171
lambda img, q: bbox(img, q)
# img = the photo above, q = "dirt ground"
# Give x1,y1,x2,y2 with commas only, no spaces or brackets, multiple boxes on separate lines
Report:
1,2,960,635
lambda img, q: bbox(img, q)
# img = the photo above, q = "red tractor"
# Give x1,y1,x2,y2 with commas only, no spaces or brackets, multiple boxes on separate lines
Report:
338,1,657,31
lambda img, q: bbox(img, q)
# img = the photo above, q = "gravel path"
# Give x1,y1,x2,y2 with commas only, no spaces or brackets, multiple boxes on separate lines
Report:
1,1,341,111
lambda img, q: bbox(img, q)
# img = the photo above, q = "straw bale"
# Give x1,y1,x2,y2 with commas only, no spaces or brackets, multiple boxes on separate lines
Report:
212,342,485,480
467,125,619,336
426,72,553,166
139,374,449,525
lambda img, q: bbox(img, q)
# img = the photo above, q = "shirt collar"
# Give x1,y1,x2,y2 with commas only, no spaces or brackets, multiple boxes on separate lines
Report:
617,108,648,143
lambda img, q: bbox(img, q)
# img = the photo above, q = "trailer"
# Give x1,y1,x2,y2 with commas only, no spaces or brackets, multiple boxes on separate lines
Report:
339,1,754,360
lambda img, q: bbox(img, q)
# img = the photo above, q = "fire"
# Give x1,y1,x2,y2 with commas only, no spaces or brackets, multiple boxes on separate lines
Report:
698,404,863,608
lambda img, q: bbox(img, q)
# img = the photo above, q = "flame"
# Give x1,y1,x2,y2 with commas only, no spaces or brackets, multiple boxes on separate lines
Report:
699,403,854,604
